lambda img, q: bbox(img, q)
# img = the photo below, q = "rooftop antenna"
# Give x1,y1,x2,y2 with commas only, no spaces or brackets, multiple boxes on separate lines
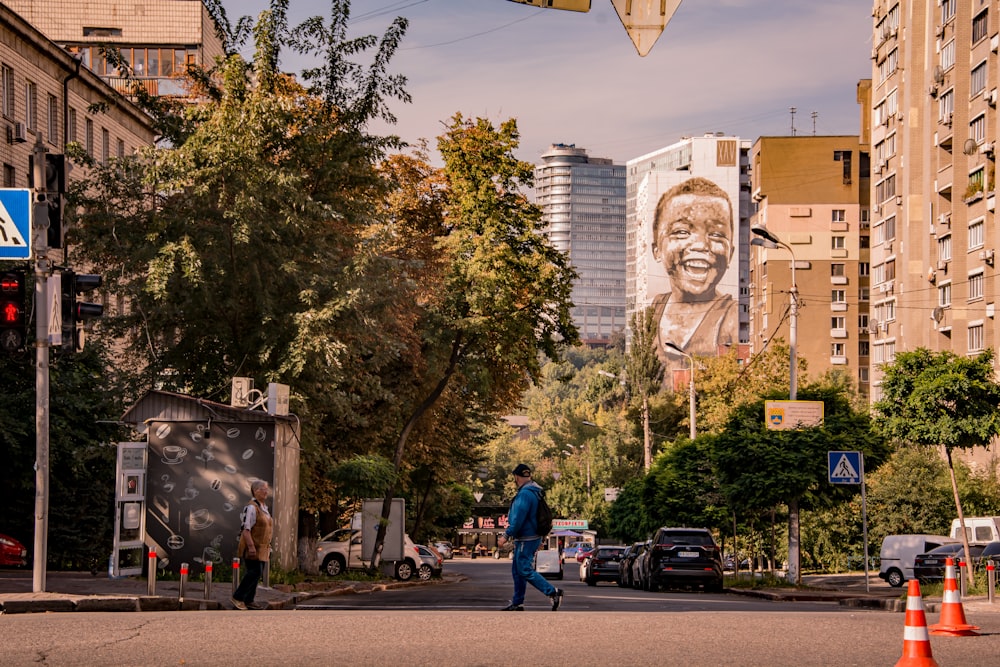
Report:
811,111,818,136
790,107,797,136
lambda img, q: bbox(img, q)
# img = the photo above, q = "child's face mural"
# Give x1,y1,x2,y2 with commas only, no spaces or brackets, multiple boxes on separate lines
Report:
654,193,733,301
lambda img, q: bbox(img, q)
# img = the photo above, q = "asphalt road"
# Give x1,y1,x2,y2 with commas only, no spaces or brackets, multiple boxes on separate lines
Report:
3,559,1000,666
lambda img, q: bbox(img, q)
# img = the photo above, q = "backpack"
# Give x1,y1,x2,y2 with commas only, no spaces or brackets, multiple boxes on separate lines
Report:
535,491,553,537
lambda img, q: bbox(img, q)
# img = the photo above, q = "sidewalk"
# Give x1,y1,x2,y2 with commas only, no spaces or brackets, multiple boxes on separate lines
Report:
0,569,455,614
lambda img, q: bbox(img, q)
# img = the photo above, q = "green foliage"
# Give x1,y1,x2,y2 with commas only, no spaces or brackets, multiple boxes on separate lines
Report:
866,446,955,542
644,437,728,531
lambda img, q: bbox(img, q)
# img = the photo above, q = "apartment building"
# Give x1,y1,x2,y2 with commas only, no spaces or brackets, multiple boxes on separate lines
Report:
535,144,627,347
3,0,226,99
747,127,872,396
869,0,999,398
0,3,154,189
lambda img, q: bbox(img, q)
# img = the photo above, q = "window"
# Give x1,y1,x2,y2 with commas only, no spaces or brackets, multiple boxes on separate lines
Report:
970,219,984,248
942,0,955,23
831,263,846,277
971,61,988,96
859,341,870,357
859,367,870,383
46,94,57,145
859,262,870,277
859,314,869,329
24,81,36,132
3,163,13,187
860,236,870,249
831,289,846,304
939,234,952,261
939,282,952,307
860,287,870,301
832,209,846,223
969,168,985,195
941,39,956,71
973,10,989,44
832,236,846,250
102,128,109,165
831,316,846,330
85,118,93,156
68,108,77,143
1,65,12,118
971,114,986,144
940,90,954,122
876,174,897,203
879,48,898,83
831,343,845,356
970,271,984,300
117,138,125,159
969,323,985,352
885,259,896,280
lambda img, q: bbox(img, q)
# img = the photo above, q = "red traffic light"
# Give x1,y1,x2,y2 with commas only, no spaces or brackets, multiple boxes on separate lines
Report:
0,270,26,352
2,300,20,323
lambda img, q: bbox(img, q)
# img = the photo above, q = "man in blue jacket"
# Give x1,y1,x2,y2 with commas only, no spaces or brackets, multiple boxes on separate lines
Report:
497,463,563,611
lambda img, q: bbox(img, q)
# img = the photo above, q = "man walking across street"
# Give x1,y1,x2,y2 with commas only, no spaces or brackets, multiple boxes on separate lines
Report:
497,463,563,611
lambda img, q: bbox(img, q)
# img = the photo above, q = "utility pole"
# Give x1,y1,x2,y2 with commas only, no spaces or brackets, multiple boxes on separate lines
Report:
31,135,51,593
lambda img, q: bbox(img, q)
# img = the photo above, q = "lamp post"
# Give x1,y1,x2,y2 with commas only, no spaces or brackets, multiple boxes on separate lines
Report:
563,444,591,494
750,227,798,400
663,342,696,440
751,223,801,585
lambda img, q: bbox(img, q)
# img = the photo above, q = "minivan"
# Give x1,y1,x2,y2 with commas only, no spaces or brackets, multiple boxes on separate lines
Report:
950,517,1000,545
879,534,958,587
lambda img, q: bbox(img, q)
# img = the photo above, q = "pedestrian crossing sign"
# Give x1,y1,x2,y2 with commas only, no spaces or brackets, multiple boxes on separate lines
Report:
828,451,862,485
0,189,31,259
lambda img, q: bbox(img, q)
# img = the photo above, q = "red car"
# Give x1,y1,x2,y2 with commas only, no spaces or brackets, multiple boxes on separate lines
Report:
0,533,28,567
575,543,596,563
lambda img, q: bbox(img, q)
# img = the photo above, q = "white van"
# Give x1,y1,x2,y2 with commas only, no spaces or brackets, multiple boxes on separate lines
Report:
950,517,1000,545
879,534,958,587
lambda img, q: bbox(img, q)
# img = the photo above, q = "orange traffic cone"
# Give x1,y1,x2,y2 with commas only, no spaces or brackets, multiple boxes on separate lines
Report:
929,556,980,636
896,579,939,667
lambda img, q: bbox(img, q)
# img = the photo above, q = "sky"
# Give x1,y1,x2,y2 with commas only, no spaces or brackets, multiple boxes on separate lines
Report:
222,0,875,165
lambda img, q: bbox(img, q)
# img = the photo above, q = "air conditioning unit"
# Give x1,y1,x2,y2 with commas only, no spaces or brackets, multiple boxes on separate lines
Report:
896,195,903,205
979,248,996,265
944,112,953,127
981,142,995,157
992,33,1000,53
936,25,945,38
886,242,893,254
936,260,948,271
989,89,999,106
875,160,885,174
928,84,939,97
13,121,26,143
938,212,951,226
882,321,890,332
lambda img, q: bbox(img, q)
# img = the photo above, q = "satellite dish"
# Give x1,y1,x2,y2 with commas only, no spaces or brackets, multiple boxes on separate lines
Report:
932,306,945,323
964,138,980,155
868,319,879,334
934,65,945,84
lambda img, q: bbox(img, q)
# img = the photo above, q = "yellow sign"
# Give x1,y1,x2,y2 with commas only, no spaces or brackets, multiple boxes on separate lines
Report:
764,400,825,430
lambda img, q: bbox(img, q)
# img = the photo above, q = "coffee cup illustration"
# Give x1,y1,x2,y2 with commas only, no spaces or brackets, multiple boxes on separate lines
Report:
162,446,187,463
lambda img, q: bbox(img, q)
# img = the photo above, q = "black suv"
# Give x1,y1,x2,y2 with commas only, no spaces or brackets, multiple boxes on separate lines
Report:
645,527,724,593
583,546,626,586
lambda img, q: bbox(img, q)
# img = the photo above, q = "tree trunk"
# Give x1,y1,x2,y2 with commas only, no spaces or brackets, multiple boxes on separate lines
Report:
642,394,651,470
944,445,975,586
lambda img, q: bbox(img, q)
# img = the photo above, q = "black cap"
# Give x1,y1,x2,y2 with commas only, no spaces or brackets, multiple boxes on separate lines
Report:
512,463,532,477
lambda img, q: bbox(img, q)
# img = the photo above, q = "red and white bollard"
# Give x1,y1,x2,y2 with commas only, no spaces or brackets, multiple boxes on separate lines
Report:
204,562,214,600
232,557,240,596
147,549,157,596
179,562,189,602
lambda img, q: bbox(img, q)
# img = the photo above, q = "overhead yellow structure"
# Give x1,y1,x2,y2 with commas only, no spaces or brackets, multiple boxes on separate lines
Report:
505,0,682,56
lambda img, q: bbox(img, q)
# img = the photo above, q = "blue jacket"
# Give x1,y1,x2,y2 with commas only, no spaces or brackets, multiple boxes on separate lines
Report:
505,481,543,540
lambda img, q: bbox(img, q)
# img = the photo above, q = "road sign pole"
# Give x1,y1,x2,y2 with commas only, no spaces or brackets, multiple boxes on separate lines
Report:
861,453,869,593
30,135,50,593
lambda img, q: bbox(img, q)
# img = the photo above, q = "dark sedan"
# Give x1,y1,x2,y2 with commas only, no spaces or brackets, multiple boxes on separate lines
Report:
583,546,626,586
913,543,985,583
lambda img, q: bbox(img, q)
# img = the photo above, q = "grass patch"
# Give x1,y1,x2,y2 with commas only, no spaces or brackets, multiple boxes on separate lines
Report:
724,572,797,589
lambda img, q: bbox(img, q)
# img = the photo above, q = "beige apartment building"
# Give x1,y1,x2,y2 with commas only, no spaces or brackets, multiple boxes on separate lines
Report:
748,121,872,396
869,0,999,398
0,3,153,189
4,0,225,98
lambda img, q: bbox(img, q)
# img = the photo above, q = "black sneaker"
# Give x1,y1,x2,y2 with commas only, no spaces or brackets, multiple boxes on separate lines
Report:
549,588,563,611
500,602,524,611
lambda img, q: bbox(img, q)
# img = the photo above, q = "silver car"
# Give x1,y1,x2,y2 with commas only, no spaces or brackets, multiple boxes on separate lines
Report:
433,541,454,559
415,544,444,580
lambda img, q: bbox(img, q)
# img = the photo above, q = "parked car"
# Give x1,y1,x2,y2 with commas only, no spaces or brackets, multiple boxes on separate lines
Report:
0,533,27,567
879,534,958,588
575,543,596,563
979,540,1000,565
562,541,591,562
583,546,626,586
415,544,443,580
644,527,724,593
913,543,986,583
631,541,650,590
618,542,643,587
433,541,454,559
316,529,420,581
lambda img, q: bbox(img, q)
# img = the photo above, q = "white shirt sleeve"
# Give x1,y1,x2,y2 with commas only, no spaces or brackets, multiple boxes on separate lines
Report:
242,503,258,531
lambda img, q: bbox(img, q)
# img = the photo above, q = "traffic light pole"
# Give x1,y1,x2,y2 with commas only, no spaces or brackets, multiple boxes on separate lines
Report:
31,136,50,593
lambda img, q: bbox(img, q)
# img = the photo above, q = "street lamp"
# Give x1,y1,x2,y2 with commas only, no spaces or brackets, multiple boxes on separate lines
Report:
563,444,591,493
750,225,798,400
751,223,801,586
663,341,696,440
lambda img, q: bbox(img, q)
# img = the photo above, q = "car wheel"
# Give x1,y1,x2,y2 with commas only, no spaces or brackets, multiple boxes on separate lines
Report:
586,578,597,586
706,579,724,593
395,559,414,581
418,564,433,581
886,568,904,588
323,554,345,577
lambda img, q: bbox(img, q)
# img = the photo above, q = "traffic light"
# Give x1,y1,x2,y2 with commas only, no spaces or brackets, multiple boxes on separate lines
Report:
28,153,66,248
61,270,103,353
0,270,26,353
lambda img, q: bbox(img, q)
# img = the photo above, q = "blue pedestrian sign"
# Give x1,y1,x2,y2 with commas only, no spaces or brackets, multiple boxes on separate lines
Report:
0,189,31,260
828,451,862,485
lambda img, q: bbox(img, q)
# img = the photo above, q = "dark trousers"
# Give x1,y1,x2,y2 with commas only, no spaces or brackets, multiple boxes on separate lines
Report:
233,558,263,604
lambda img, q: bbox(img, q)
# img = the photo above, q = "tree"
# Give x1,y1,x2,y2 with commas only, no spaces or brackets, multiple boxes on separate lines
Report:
369,114,578,568
872,348,1000,584
625,306,664,469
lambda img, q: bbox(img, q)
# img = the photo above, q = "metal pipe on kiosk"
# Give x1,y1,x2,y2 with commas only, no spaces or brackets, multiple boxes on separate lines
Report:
147,549,157,596
204,562,213,600
179,562,189,602
232,557,240,595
